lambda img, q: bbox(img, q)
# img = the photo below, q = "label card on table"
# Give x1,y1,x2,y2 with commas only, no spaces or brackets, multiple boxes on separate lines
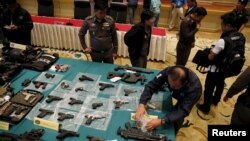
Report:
0,121,9,131
34,117,60,131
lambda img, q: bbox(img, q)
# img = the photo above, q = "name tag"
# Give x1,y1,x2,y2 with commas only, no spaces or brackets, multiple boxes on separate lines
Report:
34,117,60,131
0,121,10,131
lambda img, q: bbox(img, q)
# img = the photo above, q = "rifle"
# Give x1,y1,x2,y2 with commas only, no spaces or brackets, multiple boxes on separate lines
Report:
114,65,153,74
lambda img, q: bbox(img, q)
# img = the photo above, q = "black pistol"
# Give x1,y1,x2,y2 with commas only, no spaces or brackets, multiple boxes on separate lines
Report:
46,95,63,103
99,83,114,91
37,109,54,118
79,75,94,82
45,73,55,79
86,135,106,141
56,129,79,140
124,89,137,96
68,98,83,105
57,112,74,121
113,100,129,109
92,103,103,109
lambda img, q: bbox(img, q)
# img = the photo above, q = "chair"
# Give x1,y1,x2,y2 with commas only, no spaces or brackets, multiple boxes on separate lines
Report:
110,2,127,23
37,0,54,17
74,0,91,19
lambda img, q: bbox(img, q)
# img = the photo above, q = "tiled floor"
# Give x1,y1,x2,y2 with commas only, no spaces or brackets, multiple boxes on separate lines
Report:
46,27,250,141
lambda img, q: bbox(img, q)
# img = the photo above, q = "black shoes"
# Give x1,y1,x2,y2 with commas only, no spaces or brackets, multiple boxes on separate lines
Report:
196,104,210,115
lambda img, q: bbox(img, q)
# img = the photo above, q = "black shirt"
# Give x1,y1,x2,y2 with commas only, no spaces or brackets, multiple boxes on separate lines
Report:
184,6,197,17
232,8,249,31
2,4,33,45
179,15,198,46
139,66,202,123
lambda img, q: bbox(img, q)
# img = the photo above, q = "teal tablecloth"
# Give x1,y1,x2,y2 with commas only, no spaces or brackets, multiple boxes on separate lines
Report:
2,58,175,141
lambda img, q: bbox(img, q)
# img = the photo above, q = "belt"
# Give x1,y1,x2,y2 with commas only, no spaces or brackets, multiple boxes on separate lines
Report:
92,48,112,54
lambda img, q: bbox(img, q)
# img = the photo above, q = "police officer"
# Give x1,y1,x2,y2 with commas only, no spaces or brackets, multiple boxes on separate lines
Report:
2,0,33,45
79,3,118,64
135,66,202,133
197,12,246,115
231,0,249,32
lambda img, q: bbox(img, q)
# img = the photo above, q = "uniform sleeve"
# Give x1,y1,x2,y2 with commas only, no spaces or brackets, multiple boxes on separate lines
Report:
78,21,89,49
111,21,118,54
243,12,249,24
164,81,202,123
139,69,168,105
17,11,33,31
180,20,198,39
226,66,250,98
211,39,225,54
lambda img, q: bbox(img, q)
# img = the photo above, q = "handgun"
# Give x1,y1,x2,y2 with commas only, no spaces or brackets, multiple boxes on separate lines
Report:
85,114,105,125
33,81,48,89
22,92,35,101
45,73,55,79
99,83,114,91
86,135,106,141
60,82,70,89
92,102,103,109
113,100,129,109
79,75,94,82
13,105,28,115
21,79,31,87
107,72,125,79
75,87,88,92
37,109,54,118
68,98,83,105
124,89,137,96
56,129,79,140
46,95,63,103
57,112,74,121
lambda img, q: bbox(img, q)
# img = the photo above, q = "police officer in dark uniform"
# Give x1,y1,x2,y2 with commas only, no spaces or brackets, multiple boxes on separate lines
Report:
2,0,33,45
135,66,202,133
231,0,249,32
184,0,197,17
79,3,118,64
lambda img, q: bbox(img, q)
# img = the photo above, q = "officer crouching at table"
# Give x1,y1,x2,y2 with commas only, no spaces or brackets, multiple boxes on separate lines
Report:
135,66,202,134
79,3,118,64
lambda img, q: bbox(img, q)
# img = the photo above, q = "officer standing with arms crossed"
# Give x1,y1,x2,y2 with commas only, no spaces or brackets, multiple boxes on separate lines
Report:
79,3,118,64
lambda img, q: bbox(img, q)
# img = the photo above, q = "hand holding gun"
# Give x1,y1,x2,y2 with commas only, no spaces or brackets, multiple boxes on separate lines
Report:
79,75,94,82
85,114,105,125
68,98,83,105
37,109,54,118
56,129,79,140
46,95,63,103
57,112,74,121
113,100,129,109
99,83,114,91
92,103,103,109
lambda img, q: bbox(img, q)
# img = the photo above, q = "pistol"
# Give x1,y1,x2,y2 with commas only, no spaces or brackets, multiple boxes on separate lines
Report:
46,95,63,103
45,73,55,79
92,102,103,109
124,89,137,96
37,108,54,118
56,129,79,140
68,98,83,105
99,83,114,91
57,112,74,121
79,75,94,82
113,100,129,109
85,114,105,125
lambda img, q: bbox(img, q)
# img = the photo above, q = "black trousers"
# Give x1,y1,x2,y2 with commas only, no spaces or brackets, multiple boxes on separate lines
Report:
176,42,192,66
203,72,225,111
90,49,114,64
130,56,147,68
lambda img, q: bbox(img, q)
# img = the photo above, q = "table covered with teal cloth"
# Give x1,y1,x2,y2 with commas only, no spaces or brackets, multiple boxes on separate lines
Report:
1,57,175,141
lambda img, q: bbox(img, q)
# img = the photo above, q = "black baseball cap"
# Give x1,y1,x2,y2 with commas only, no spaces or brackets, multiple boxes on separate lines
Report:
238,0,249,5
